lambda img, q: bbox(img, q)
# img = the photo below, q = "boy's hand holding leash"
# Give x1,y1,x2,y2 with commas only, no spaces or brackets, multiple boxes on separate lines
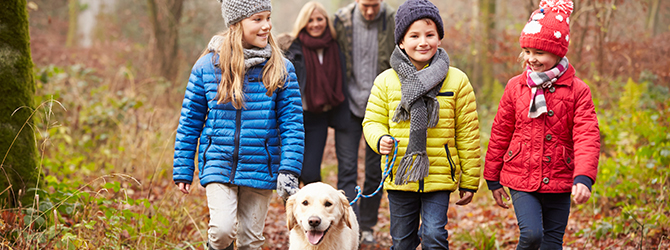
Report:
379,135,397,155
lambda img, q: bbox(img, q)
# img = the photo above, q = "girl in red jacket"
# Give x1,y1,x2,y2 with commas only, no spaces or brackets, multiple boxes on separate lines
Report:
483,0,600,249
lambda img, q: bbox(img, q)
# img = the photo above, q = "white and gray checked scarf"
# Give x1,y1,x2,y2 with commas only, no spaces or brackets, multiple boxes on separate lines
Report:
390,46,449,185
526,57,569,118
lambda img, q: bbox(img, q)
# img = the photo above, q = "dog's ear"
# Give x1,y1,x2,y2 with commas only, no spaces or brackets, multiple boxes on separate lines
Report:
286,195,298,230
339,192,353,229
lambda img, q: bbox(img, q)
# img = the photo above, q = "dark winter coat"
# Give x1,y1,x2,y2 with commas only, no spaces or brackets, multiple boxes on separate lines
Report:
285,38,351,129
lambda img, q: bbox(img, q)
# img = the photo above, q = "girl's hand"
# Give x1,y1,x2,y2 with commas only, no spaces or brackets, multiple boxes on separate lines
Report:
379,136,396,155
491,188,510,209
177,182,191,195
455,190,474,206
572,183,591,204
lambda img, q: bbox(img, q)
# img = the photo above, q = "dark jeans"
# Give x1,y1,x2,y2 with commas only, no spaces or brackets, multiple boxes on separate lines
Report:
338,114,382,232
387,190,451,250
510,189,571,250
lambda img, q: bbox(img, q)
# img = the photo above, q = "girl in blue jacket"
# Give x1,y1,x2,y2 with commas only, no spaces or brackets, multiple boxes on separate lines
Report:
172,0,304,249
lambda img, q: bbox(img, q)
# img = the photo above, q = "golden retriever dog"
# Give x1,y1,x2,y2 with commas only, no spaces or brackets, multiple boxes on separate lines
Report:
286,182,359,250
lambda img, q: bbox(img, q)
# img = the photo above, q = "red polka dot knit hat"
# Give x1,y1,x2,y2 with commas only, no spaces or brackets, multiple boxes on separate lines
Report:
519,0,573,58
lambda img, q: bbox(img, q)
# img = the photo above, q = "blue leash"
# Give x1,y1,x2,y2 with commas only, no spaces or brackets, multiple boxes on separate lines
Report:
349,138,398,206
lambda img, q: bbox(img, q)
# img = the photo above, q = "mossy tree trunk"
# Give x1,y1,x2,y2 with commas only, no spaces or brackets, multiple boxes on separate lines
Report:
0,0,40,207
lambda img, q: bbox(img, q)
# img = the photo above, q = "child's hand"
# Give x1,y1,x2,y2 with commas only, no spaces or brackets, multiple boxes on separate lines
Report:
491,188,510,209
177,182,191,194
572,183,591,204
379,136,396,155
277,172,300,200
455,190,474,206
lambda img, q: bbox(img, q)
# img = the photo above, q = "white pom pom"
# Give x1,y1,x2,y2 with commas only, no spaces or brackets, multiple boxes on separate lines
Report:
554,31,562,39
523,21,543,34
556,15,563,22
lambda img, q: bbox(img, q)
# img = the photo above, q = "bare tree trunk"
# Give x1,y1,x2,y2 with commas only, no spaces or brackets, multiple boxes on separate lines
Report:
147,0,184,84
594,0,617,77
647,0,660,36
477,0,496,101
66,0,78,47
0,0,40,207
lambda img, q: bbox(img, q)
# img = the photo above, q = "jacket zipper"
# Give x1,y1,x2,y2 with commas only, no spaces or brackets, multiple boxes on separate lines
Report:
203,136,212,170
265,139,273,178
231,109,242,183
445,145,456,182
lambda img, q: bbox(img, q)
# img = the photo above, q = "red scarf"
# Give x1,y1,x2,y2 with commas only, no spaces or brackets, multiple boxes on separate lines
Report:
298,28,344,113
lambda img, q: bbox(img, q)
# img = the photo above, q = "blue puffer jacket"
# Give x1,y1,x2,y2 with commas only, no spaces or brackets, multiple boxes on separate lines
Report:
173,52,304,190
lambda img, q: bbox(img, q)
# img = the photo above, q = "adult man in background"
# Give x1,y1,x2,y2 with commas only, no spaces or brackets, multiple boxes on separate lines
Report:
334,0,395,245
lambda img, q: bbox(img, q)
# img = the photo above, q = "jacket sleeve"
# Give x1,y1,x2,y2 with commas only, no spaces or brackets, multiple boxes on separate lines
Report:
276,60,305,176
483,76,519,182
571,78,600,183
173,56,210,184
363,72,391,154
453,71,481,191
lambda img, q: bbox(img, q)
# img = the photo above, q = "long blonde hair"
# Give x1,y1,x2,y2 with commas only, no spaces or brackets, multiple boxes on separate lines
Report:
213,22,287,109
291,1,337,39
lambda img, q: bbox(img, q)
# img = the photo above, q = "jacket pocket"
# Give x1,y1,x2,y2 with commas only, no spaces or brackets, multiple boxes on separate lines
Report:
562,145,575,171
437,90,456,112
201,136,213,172
444,144,456,181
503,142,521,162
265,139,273,178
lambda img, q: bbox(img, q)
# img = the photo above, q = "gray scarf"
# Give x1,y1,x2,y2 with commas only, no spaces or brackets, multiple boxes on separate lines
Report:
390,46,450,185
207,35,272,69
243,44,272,69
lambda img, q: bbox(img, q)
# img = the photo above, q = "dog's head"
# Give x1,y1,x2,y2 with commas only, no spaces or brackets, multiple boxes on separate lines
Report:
286,182,354,245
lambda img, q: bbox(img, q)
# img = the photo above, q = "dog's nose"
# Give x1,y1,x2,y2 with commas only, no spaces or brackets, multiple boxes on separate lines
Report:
308,216,321,227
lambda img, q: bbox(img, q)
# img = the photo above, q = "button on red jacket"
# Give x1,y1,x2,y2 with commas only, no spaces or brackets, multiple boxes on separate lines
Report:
484,65,600,193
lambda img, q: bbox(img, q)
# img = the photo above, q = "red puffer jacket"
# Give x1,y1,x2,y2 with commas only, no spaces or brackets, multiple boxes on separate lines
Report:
484,65,600,193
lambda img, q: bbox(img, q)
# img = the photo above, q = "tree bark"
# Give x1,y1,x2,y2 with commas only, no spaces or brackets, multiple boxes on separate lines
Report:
0,0,40,206
146,0,184,84
647,0,660,36
477,0,496,100
66,0,78,47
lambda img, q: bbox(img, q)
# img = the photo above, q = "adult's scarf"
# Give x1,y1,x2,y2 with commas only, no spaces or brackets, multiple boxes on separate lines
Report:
526,57,569,118
390,46,450,185
298,28,345,112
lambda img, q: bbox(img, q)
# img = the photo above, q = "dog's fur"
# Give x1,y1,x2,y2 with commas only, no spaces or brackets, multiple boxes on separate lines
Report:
286,182,359,250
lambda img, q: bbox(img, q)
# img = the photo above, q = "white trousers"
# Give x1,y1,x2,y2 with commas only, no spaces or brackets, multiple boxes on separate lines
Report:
206,183,273,250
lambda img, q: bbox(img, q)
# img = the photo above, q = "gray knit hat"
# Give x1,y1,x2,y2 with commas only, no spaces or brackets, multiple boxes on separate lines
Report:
394,0,444,44
217,0,272,27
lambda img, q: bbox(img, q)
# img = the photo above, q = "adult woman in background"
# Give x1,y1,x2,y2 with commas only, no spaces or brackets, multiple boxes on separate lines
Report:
285,1,355,206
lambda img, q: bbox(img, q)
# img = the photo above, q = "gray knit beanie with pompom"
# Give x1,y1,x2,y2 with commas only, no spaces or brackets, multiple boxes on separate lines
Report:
217,0,272,27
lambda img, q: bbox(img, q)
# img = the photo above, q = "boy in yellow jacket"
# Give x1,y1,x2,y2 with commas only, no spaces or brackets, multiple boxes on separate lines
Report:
362,0,481,248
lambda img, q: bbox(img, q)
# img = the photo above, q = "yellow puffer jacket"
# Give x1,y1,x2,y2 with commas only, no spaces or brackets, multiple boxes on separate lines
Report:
363,66,481,192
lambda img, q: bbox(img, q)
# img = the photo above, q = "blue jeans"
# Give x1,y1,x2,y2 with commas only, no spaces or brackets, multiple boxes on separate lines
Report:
510,189,571,250
388,190,451,250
